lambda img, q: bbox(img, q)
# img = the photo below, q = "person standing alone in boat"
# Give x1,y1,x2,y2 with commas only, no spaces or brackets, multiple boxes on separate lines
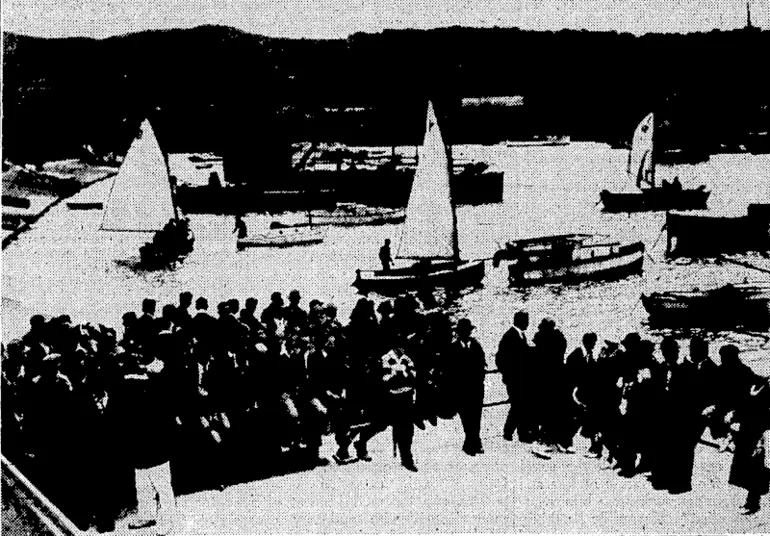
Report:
379,239,393,272
233,214,247,240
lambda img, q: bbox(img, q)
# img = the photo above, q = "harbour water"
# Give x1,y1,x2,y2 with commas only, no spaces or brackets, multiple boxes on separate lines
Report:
3,142,770,374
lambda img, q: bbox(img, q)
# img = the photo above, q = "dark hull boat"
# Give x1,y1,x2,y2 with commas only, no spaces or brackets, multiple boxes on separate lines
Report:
67,201,103,210
494,234,644,286
600,112,710,213
642,283,770,329
353,102,484,295
600,187,710,213
354,259,485,294
665,204,770,258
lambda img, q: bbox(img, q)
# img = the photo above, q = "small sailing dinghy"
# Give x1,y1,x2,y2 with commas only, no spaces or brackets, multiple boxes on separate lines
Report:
237,218,327,249
353,102,485,294
101,119,194,268
600,113,710,213
493,234,645,286
642,282,770,329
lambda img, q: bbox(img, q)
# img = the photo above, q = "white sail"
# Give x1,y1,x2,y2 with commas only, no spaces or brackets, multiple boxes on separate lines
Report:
101,119,176,231
396,101,458,260
627,112,655,188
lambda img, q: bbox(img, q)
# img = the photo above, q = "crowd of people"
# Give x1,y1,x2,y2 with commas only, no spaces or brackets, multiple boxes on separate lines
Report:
496,311,770,515
1,294,769,533
1,290,485,532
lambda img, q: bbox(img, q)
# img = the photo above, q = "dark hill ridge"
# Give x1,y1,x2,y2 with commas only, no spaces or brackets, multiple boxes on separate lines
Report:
3,25,769,169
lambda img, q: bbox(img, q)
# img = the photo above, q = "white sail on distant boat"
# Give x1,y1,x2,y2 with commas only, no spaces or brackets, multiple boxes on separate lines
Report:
599,112,710,212
353,101,484,293
101,119,177,231
627,112,655,188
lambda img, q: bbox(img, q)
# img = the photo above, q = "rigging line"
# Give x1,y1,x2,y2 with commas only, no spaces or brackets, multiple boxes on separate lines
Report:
719,255,770,276
644,223,667,265
650,223,667,252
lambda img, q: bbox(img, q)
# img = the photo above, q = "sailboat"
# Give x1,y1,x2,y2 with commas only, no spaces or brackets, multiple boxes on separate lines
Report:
101,119,193,266
599,113,710,213
353,102,485,294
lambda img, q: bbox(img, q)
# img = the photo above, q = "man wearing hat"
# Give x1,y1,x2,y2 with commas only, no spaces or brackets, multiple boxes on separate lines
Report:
449,318,487,456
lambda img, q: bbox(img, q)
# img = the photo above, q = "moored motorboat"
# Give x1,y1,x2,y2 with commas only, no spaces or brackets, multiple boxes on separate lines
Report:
237,225,326,249
494,234,645,286
665,204,770,258
308,202,405,226
600,113,710,213
505,135,571,147
600,187,710,213
353,101,485,295
641,283,770,329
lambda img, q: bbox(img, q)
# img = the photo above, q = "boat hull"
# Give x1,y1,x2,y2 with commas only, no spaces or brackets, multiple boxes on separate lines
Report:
642,286,770,329
600,188,710,213
67,202,103,210
507,241,645,286
505,136,571,147
666,206,770,258
308,207,406,226
237,227,326,249
353,260,485,294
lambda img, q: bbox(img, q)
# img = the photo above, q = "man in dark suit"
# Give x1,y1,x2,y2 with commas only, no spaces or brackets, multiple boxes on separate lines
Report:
261,292,286,332
449,318,487,456
495,310,530,442
566,332,599,456
135,298,158,348
176,291,193,330
115,351,176,534
285,290,308,335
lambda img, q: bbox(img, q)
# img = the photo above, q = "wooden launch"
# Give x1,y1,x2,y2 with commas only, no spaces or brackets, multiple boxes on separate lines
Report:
495,234,645,286
353,101,485,294
642,283,770,329
307,203,405,226
237,224,327,249
600,112,710,213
